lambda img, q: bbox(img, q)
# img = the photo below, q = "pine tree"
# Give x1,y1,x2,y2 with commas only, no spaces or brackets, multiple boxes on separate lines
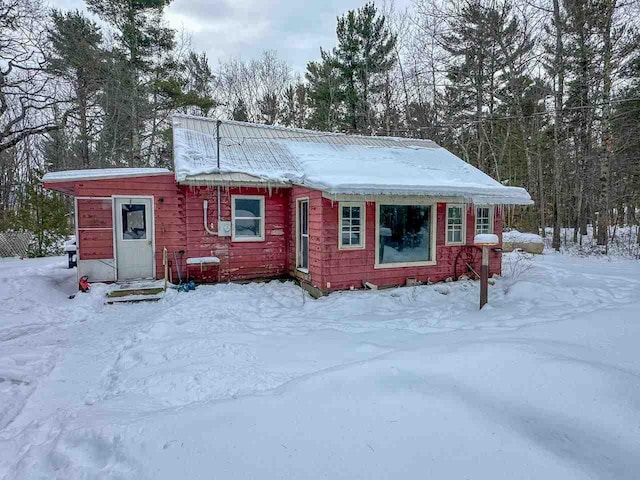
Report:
86,0,175,167
281,82,307,128
47,10,104,169
258,93,279,125
294,83,308,128
330,3,397,133
181,52,217,116
16,172,69,257
305,57,343,131
96,50,131,167
443,1,506,171
282,85,297,127
563,0,599,241
232,99,249,122
41,117,69,172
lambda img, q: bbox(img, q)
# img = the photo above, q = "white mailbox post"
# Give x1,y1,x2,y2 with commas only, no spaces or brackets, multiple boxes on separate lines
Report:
474,233,500,309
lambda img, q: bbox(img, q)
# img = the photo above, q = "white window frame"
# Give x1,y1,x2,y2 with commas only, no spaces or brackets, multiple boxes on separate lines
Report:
374,202,437,269
296,197,309,273
231,195,265,242
445,204,466,246
475,205,494,235
338,202,366,250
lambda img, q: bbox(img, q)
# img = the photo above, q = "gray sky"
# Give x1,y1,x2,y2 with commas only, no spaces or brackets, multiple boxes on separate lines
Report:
48,0,412,74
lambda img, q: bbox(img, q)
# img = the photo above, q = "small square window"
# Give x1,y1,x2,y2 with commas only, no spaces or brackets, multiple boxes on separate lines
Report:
446,205,465,245
339,203,365,249
475,206,493,235
232,196,265,241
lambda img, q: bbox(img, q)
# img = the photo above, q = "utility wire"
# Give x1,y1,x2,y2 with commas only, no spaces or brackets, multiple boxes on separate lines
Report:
213,96,640,140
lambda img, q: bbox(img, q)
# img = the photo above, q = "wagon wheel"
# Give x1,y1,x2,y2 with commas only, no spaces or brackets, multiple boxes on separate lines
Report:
453,246,482,281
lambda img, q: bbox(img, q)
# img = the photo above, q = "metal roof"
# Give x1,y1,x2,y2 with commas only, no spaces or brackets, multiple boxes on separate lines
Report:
171,114,533,205
173,114,439,148
172,114,440,186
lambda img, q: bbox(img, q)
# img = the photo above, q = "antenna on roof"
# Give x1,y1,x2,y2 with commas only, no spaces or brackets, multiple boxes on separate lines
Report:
216,120,222,169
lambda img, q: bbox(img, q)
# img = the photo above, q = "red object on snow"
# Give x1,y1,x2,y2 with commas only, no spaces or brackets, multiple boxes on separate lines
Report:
78,275,90,293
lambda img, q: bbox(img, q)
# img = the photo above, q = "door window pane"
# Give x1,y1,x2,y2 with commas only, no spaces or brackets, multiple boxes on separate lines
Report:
378,205,431,264
122,204,147,240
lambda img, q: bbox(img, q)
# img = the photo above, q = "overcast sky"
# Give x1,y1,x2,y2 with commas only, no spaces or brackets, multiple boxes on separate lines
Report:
48,0,412,74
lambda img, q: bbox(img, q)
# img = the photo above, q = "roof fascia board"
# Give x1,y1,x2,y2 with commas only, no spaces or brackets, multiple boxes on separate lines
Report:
43,171,170,183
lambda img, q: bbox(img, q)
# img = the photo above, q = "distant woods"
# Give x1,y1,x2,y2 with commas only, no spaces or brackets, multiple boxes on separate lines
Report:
1,0,640,251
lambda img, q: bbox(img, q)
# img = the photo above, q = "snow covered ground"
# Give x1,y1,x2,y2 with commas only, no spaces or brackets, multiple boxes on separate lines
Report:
1,252,639,479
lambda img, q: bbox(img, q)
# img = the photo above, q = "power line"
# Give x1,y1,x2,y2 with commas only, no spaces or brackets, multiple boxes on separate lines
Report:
214,96,640,140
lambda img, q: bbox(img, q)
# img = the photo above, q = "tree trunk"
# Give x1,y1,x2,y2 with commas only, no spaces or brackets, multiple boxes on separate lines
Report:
78,81,90,168
551,0,565,251
596,0,616,246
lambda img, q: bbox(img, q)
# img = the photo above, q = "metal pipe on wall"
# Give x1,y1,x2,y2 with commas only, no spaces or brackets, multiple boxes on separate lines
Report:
203,120,223,235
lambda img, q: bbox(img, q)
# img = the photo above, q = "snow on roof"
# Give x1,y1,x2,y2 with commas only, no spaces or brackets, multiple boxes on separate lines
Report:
42,168,170,183
286,142,531,203
172,114,532,205
503,230,544,244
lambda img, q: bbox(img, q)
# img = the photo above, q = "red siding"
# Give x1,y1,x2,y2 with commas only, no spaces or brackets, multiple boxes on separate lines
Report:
56,173,504,291
76,199,113,260
317,198,503,292
73,174,186,280
185,186,289,282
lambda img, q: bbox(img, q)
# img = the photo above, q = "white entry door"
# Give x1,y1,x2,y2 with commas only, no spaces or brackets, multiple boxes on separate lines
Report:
115,197,154,280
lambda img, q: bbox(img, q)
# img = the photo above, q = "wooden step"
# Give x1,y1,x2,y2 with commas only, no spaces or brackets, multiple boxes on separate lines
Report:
105,292,164,304
105,279,167,304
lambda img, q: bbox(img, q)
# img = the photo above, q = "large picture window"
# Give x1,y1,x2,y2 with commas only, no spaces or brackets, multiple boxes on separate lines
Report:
232,195,265,241
339,202,365,249
377,204,434,266
446,204,465,245
475,206,493,235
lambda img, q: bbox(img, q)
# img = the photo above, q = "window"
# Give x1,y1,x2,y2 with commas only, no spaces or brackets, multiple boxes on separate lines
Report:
339,202,365,249
232,195,265,241
475,206,493,235
121,203,147,240
446,204,465,245
376,204,435,267
297,199,309,271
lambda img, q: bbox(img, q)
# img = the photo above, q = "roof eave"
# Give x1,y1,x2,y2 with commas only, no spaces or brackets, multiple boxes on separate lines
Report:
315,186,533,205
41,171,171,183
178,172,291,188
43,181,75,195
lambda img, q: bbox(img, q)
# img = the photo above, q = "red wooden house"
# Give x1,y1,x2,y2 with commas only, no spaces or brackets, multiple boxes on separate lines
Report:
43,115,531,295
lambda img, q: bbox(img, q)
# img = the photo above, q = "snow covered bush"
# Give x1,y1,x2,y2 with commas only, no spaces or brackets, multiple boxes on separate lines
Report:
502,249,534,282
